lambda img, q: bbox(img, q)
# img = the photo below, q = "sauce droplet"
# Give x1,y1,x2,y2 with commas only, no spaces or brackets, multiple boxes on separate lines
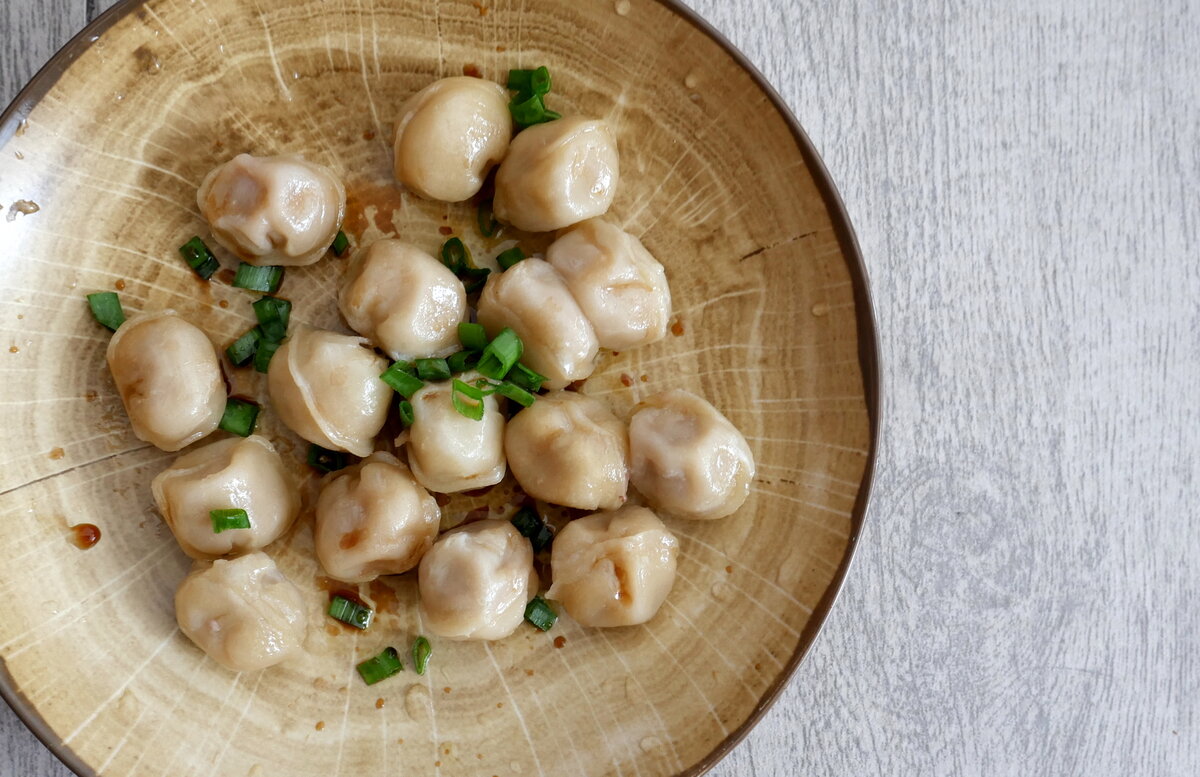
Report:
114,279,126,291
462,62,483,77
6,200,39,222
438,225,454,236
48,447,64,460
639,374,649,382
315,721,326,731
670,319,685,336
553,635,567,649
8,346,18,353
363,129,376,141
619,373,634,387
810,302,829,317
375,697,386,709
71,524,101,549
218,299,229,308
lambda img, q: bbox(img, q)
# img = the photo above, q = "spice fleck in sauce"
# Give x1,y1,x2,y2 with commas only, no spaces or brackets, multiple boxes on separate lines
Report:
71,523,102,549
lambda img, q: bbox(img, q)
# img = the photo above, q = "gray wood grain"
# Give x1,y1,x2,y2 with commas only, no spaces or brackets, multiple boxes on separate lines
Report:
3,0,1198,775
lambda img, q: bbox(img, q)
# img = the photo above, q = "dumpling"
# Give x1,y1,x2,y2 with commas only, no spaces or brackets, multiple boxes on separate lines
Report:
393,76,512,202
405,371,506,493
476,258,598,390
547,506,678,627
314,452,440,583
629,390,755,520
197,153,346,266
267,327,392,456
338,240,466,360
418,520,536,640
106,310,224,452
493,117,620,232
505,391,628,510
545,219,672,349
151,435,300,560
175,552,307,671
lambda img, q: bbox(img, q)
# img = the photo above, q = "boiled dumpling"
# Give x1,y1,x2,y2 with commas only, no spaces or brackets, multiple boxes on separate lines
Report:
545,219,671,349
197,153,346,266
629,390,755,520
404,371,506,493
493,117,619,232
393,76,512,202
267,327,392,456
175,552,307,671
151,435,300,560
476,258,599,390
106,310,224,452
314,452,440,583
547,505,678,627
418,520,536,640
338,240,466,360
505,391,628,510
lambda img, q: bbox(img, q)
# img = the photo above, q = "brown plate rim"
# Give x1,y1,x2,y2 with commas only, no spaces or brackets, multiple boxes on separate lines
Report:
0,1,882,775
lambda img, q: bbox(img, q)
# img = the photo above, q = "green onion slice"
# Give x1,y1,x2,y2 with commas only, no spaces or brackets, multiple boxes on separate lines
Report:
452,379,485,421
218,398,260,437
524,596,558,631
232,263,284,294
331,230,350,256
415,357,451,382
446,350,480,373
380,361,424,397
457,322,488,352
412,636,432,675
252,296,291,342
496,247,526,270
496,381,536,408
225,328,260,366
86,292,125,332
511,506,553,553
477,200,500,238
210,508,251,533
508,363,548,393
398,399,415,427
307,444,348,473
179,236,220,280
476,328,523,380
356,647,403,685
253,335,281,373
440,237,470,273
460,266,490,294
328,595,374,630
507,66,551,96
509,92,552,128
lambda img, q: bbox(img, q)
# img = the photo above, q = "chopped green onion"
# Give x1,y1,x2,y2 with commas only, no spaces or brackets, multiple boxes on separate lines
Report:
458,322,488,352
328,595,373,630
331,230,350,256
232,263,284,293
496,381,536,408
446,350,480,373
477,200,500,238
86,292,125,332
440,237,470,273
412,636,432,675
509,92,554,128
380,361,424,397
511,506,553,552
218,398,260,437
507,362,548,393
398,399,415,427
210,508,251,533
452,379,485,421
460,266,491,294
252,296,291,342
253,335,281,373
307,444,348,473
179,236,220,280
415,357,451,381
496,246,526,270
225,328,260,366
356,647,403,685
524,596,557,631
476,328,523,380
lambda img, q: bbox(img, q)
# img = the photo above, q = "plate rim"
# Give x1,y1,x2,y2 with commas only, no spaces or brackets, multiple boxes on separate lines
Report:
0,1,882,775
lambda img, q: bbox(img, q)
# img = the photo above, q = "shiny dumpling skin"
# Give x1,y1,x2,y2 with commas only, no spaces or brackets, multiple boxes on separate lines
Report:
197,153,346,266
629,390,755,520
545,219,672,350
314,452,441,583
105,310,224,452
547,506,678,627
393,77,513,202
476,258,599,390
151,435,300,560
505,391,629,511
175,552,307,672
338,240,467,361
418,520,536,640
405,372,506,493
493,117,620,232
267,327,392,457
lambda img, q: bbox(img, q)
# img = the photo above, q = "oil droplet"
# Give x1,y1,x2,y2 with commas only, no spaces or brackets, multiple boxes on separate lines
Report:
639,736,663,753
8,346,18,353
810,302,829,317
553,635,567,649
114,279,126,291
614,0,631,16
375,697,386,709
710,581,734,602
405,684,431,720
670,319,685,336
683,72,699,89
640,374,648,382
48,447,64,460
315,721,325,731
443,686,452,694
725,565,733,574
6,200,39,222
71,523,101,549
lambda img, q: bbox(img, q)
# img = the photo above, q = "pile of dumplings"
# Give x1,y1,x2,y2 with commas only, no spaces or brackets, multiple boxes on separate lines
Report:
102,73,755,674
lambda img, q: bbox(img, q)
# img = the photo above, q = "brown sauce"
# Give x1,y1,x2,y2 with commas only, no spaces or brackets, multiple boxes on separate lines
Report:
71,524,101,549
48,447,64,460
438,225,453,236
671,319,685,336
553,636,567,649
462,62,482,77
375,697,386,709
619,373,633,387
114,279,126,290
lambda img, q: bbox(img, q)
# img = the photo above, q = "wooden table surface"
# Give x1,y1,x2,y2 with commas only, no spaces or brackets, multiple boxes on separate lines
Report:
3,0,1197,775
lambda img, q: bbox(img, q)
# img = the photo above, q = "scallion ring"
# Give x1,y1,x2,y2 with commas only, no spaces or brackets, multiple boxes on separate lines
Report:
380,361,424,397
452,379,486,421
252,296,291,342
412,636,432,675
225,327,260,367
232,263,284,294
178,236,220,280
476,327,523,380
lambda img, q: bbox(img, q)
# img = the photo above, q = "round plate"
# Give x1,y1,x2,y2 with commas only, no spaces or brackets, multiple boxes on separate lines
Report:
0,1,879,775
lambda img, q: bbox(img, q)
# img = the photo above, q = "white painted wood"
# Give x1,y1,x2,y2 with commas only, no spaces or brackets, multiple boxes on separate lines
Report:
2,0,1197,775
